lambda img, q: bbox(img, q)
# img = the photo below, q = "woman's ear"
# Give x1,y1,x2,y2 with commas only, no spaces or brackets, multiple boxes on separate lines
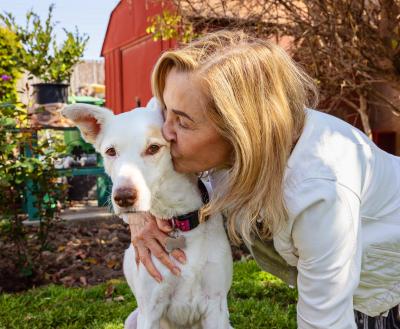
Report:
61,104,114,146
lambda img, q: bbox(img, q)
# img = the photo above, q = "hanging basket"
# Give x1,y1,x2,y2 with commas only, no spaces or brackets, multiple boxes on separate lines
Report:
33,83,69,104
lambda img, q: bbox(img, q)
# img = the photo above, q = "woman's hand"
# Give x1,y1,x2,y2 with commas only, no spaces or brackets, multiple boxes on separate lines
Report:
127,212,186,283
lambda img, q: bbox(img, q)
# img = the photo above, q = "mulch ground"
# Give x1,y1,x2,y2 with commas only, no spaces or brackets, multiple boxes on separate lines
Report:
0,215,248,293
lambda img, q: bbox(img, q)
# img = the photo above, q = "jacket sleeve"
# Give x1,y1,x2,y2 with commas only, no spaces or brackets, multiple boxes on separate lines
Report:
289,178,362,329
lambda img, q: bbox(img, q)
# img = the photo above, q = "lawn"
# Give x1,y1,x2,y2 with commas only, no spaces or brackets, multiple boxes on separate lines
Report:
0,260,297,329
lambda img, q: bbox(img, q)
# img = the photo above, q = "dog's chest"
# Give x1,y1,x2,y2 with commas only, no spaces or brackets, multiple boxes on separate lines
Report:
162,269,208,326
162,221,228,320
124,214,231,327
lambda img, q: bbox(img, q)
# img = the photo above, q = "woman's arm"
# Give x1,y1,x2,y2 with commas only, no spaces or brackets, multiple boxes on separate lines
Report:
125,213,186,282
288,179,362,329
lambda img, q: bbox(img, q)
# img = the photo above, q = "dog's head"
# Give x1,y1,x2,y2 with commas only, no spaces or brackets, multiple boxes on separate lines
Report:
62,98,176,215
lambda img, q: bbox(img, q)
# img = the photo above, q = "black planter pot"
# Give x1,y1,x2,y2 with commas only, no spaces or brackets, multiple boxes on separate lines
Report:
33,83,69,104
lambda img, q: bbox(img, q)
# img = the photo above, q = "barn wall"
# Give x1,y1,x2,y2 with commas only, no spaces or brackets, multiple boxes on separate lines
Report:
102,0,176,114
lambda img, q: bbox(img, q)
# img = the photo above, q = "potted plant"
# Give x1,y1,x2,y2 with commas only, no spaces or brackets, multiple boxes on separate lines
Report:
0,4,89,104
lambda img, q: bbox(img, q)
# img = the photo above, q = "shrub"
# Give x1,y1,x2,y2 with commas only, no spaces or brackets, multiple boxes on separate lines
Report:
0,4,88,83
0,27,22,102
0,100,67,277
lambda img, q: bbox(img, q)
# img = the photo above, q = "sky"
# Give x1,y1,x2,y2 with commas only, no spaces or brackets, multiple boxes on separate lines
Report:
0,0,121,60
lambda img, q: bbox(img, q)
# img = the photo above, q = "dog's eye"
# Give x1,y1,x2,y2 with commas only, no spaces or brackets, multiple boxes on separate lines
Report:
105,147,117,157
145,144,161,156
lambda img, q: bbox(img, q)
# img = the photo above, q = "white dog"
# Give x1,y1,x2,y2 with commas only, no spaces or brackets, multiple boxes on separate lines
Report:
62,99,233,329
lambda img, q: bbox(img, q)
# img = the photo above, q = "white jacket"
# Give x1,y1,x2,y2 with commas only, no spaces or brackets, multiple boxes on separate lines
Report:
211,109,400,329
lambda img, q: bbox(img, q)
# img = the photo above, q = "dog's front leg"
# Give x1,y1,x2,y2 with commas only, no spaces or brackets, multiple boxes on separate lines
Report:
124,246,166,329
136,311,160,329
201,296,232,329
132,297,163,329
135,283,173,329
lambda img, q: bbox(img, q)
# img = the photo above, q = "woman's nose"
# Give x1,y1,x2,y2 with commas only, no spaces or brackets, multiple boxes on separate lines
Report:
162,119,176,142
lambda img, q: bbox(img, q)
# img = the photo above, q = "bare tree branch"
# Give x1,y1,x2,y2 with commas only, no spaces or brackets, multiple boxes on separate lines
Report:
158,0,400,134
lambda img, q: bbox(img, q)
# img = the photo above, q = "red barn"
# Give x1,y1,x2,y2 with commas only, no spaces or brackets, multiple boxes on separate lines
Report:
102,1,399,154
101,0,176,114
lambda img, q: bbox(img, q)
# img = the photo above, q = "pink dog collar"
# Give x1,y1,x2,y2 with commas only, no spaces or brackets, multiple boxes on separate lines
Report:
167,179,209,232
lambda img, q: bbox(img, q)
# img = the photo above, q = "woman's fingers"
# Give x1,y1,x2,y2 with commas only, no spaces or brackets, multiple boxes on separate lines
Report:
134,245,140,269
135,241,162,283
131,218,182,280
154,218,187,264
129,213,188,281
171,249,186,264
146,239,181,277
156,218,173,233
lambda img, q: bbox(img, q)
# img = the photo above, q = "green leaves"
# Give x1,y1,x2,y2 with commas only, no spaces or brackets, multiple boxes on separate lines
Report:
0,101,68,277
0,3,89,83
0,27,22,102
50,27,89,83
146,10,197,43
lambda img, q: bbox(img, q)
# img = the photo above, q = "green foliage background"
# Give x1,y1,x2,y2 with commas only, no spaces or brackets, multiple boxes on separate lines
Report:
0,4,88,83
0,101,67,276
0,27,22,102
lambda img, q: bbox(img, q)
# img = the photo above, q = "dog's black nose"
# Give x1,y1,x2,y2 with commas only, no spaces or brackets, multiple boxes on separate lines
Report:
113,187,137,208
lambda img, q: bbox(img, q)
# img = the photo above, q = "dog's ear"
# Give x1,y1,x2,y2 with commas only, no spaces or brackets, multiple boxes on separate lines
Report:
146,97,162,112
61,104,114,145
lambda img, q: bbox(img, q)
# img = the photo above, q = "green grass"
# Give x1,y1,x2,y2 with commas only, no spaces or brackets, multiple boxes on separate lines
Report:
0,260,297,329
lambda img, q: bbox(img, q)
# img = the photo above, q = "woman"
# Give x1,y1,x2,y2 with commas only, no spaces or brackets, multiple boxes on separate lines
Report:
128,30,400,328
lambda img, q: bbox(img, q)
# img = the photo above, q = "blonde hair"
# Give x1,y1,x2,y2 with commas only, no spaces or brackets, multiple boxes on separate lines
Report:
151,30,318,245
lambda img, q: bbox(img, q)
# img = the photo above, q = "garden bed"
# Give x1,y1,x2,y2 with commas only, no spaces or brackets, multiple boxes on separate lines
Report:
0,215,128,293
0,210,249,293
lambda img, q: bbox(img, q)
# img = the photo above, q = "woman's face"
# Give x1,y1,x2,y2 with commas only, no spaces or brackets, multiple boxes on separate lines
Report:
162,67,232,173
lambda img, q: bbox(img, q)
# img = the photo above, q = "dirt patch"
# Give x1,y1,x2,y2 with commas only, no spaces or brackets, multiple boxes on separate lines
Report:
0,216,130,293
0,215,249,293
